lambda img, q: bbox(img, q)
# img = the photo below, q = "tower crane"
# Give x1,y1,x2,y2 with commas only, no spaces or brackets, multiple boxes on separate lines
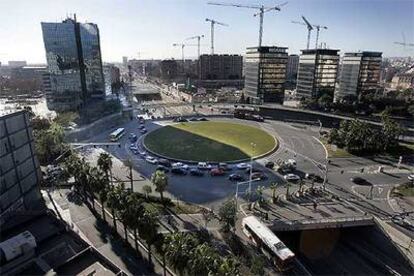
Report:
208,1,287,48
394,32,414,48
205,18,228,55
292,16,313,49
292,16,327,49
172,43,199,64
186,35,205,58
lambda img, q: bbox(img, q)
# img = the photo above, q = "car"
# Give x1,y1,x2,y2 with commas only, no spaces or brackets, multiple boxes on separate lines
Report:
172,162,189,170
219,162,231,171
171,167,187,175
189,117,199,121
305,173,323,183
158,159,171,167
350,177,371,185
287,159,297,166
210,168,225,176
408,174,414,181
198,162,212,170
228,174,244,181
265,161,275,169
284,174,301,182
156,165,169,173
139,125,145,129
139,150,146,156
129,144,138,150
198,117,208,121
131,148,139,154
145,156,158,164
245,167,263,174
140,128,147,134
236,163,251,170
190,168,204,176
173,117,188,122
251,172,268,180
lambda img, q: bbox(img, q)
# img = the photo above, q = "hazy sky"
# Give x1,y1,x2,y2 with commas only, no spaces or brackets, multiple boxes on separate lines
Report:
0,0,413,64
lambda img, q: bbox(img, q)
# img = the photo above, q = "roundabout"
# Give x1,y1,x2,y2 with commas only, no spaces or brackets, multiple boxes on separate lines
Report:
143,121,277,162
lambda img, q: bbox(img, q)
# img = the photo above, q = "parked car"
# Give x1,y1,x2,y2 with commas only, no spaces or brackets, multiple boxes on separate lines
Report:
171,167,187,175
190,168,204,176
350,177,371,185
236,163,251,170
305,173,323,183
189,117,198,121
251,172,268,181
173,117,188,122
139,125,145,129
172,162,189,170
139,151,146,157
210,168,225,176
284,174,301,182
198,162,212,170
228,174,244,181
129,133,138,142
140,128,147,134
198,117,208,121
408,174,414,181
219,162,231,171
158,159,171,167
287,159,297,166
265,161,275,169
156,165,169,173
145,156,158,164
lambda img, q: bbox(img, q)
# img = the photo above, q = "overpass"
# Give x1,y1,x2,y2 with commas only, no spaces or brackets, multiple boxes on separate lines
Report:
268,215,375,231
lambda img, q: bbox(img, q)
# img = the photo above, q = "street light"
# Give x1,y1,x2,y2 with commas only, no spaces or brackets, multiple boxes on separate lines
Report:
248,142,256,196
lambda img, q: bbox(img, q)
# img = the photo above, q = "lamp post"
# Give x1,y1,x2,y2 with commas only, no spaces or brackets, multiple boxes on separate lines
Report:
248,142,256,197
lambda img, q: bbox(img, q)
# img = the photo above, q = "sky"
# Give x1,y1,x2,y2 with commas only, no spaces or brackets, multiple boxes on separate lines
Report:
0,0,413,64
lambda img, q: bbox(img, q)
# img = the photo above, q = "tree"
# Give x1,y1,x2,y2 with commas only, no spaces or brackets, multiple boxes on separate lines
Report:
142,185,152,199
123,193,144,252
138,209,159,263
201,208,215,228
218,200,237,232
255,186,265,207
151,170,168,202
97,152,113,186
188,243,219,275
106,183,126,231
163,232,198,274
381,112,403,151
98,185,109,222
269,182,277,203
250,255,265,275
123,158,134,192
318,93,333,109
218,256,240,276
34,122,66,165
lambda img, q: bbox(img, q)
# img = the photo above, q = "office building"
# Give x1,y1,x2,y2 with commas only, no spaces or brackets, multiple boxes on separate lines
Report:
41,17,105,111
286,55,299,81
244,46,288,104
160,59,178,80
296,49,340,99
0,111,44,232
335,51,382,101
199,54,243,80
103,64,121,95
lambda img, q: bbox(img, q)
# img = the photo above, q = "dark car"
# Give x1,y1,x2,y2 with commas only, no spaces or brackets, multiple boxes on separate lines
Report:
305,173,323,183
350,177,371,185
158,159,172,167
251,172,268,180
171,167,187,175
265,161,275,169
210,168,225,176
228,174,244,182
219,162,231,171
198,117,208,121
140,128,147,134
156,165,169,173
189,117,199,121
190,168,204,176
139,125,145,129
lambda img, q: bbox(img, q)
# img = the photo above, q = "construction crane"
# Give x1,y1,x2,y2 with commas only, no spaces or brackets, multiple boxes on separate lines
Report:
394,32,414,48
186,35,205,58
292,16,313,49
205,18,228,55
208,1,287,47
313,24,328,49
172,43,199,64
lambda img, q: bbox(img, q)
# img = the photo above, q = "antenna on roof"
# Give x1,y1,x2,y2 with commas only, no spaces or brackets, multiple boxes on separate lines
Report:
74,13,77,22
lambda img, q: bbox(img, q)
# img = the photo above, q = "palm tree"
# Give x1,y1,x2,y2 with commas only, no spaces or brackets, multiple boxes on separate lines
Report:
269,182,277,203
63,153,82,190
163,232,198,275
151,170,168,203
124,193,144,252
138,209,159,263
218,256,240,276
188,243,219,275
106,183,125,231
142,185,152,199
98,186,109,222
255,186,265,207
97,152,113,186
123,158,134,192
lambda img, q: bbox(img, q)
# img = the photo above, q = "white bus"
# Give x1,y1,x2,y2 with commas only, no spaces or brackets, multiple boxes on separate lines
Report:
109,128,125,141
241,216,295,271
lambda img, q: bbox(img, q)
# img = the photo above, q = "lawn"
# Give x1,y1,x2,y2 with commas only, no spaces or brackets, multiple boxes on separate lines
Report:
320,138,354,158
392,183,414,197
144,121,277,162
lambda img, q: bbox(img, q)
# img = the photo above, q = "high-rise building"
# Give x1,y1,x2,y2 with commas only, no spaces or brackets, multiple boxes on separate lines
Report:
0,111,44,232
296,49,340,99
244,46,288,104
41,17,105,111
103,64,121,95
160,59,178,80
334,51,382,101
199,54,243,80
286,55,299,81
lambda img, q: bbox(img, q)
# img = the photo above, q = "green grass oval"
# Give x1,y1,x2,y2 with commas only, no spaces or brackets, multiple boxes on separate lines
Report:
144,121,277,162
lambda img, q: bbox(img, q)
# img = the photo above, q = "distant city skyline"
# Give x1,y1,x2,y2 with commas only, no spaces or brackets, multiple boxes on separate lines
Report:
0,0,413,64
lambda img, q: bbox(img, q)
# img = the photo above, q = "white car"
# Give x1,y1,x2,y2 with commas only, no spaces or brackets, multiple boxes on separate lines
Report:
139,151,146,156
145,156,158,164
236,163,251,170
197,162,211,170
284,173,301,182
287,159,297,166
172,162,189,170
408,174,414,181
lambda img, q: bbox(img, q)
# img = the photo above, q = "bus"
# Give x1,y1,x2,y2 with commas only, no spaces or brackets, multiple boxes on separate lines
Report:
109,128,125,141
241,216,295,271
234,107,264,122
